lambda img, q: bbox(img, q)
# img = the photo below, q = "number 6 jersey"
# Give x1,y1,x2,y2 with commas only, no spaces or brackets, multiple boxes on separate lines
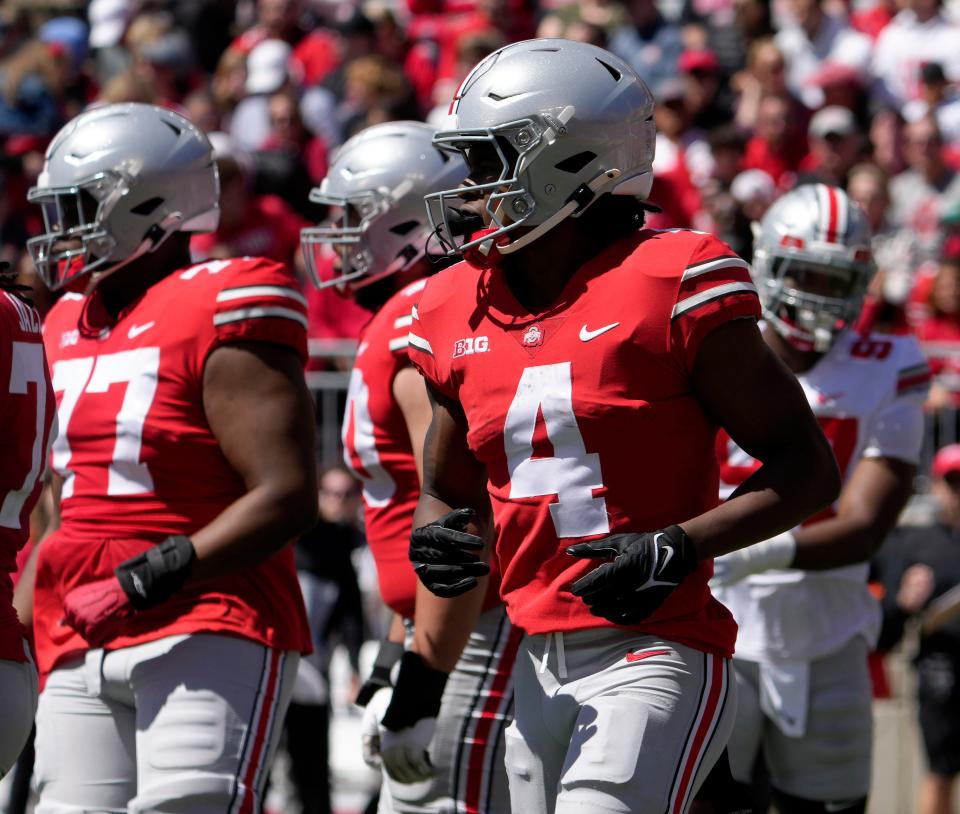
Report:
407,229,761,657
37,256,312,679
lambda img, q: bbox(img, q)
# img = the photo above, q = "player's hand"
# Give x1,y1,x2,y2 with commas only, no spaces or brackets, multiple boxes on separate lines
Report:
62,577,136,646
567,526,699,624
379,651,448,783
360,686,393,770
409,509,489,597
355,639,403,707
709,532,796,589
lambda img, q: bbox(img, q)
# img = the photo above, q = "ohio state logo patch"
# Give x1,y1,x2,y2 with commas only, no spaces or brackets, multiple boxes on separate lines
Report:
522,325,543,347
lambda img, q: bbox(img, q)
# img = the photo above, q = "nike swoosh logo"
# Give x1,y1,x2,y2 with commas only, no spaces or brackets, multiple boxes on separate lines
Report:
579,322,620,342
656,537,674,578
625,647,671,663
127,321,155,339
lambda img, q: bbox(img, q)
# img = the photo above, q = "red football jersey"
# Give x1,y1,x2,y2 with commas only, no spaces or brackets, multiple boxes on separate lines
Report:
343,279,501,617
0,291,56,661
37,257,312,678
408,229,761,657
342,280,427,618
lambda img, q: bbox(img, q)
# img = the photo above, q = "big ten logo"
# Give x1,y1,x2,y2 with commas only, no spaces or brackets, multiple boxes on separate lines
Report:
453,336,490,358
850,338,892,360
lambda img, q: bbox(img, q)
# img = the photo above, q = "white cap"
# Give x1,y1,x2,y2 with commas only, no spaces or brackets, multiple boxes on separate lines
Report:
731,169,776,205
245,39,292,95
89,0,133,49
809,105,857,139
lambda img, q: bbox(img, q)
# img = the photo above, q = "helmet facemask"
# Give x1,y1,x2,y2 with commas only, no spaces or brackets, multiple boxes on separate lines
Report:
755,249,872,352
426,117,549,256
26,171,128,291
301,190,386,289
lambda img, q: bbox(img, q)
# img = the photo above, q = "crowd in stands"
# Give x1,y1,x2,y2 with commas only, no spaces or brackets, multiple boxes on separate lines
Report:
2,0,960,398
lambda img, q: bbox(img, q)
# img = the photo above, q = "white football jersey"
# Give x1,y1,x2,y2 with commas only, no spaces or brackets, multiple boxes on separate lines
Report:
715,328,929,661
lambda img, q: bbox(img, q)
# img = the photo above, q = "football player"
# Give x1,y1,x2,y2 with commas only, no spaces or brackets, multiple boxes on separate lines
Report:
710,184,929,813
0,261,54,778
26,103,318,813
401,39,841,814
302,121,517,813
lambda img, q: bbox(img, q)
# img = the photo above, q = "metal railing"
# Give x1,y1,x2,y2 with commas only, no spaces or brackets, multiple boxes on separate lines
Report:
307,339,356,466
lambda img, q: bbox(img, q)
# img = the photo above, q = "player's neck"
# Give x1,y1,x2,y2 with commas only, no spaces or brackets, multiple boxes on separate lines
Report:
96,241,192,318
501,224,606,314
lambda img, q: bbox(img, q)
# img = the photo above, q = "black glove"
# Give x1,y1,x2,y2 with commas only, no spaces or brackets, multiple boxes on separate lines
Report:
409,509,489,598
115,535,196,610
566,525,699,625
355,639,404,708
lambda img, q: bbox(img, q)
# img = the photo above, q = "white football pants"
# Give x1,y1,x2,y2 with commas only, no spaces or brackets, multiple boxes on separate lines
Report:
505,628,735,814
0,640,38,777
34,633,298,814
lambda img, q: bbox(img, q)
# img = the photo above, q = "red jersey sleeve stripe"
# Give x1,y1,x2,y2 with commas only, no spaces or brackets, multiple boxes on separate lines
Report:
897,363,932,393
682,256,751,282
679,265,754,299
216,285,308,307
672,281,758,319
213,306,308,329
408,332,433,356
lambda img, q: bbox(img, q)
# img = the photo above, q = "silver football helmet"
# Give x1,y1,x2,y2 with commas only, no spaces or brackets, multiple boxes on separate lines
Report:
425,38,657,257
301,121,468,289
753,184,874,352
27,103,219,291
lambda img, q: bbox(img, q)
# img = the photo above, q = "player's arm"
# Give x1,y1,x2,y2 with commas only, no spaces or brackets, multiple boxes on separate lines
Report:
188,340,318,576
13,473,62,627
393,364,432,482
681,318,841,557
62,341,318,644
378,381,491,783
568,318,840,624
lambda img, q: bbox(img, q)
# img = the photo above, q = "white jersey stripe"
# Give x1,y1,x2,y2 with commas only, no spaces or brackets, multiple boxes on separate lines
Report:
388,336,409,351
408,332,433,355
411,304,420,321
672,282,758,318
213,306,308,329
681,257,751,282
216,285,308,306
394,314,414,329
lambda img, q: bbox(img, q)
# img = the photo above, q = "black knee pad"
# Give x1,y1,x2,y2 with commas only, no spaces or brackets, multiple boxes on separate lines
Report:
772,787,867,814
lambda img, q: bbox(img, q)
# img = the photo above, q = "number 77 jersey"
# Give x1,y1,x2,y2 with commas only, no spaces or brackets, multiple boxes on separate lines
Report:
408,229,761,657
37,256,312,679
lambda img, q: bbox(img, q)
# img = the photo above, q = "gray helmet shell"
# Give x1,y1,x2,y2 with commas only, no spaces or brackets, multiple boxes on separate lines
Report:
27,102,219,290
301,121,467,289
753,183,874,352
425,38,657,256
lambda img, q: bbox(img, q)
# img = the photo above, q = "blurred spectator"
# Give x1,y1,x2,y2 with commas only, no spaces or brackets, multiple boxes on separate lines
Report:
190,135,308,269
869,103,907,177
889,115,960,266
875,444,960,814
211,42,248,122
182,88,220,133
871,0,960,112
917,250,960,410
680,0,770,79
286,465,366,814
904,62,960,149
680,49,734,131
96,65,158,104
732,37,803,131
230,37,294,150
774,0,872,109
798,104,867,186
609,0,684,91
648,79,702,227
261,88,328,183
338,54,417,139
88,0,137,86
134,27,195,105
741,93,807,186
848,162,917,332
0,38,69,136
426,29,504,124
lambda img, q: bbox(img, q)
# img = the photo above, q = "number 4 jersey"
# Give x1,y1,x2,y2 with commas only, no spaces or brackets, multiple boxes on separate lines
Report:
408,229,761,657
37,257,312,678
714,328,929,662
0,291,55,662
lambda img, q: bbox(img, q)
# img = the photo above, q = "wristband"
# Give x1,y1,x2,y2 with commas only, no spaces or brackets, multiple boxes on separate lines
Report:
115,535,196,610
356,640,405,707
380,651,448,731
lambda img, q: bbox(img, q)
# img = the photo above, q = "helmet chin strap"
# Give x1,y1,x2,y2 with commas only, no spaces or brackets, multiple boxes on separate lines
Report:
84,212,184,293
495,169,622,256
